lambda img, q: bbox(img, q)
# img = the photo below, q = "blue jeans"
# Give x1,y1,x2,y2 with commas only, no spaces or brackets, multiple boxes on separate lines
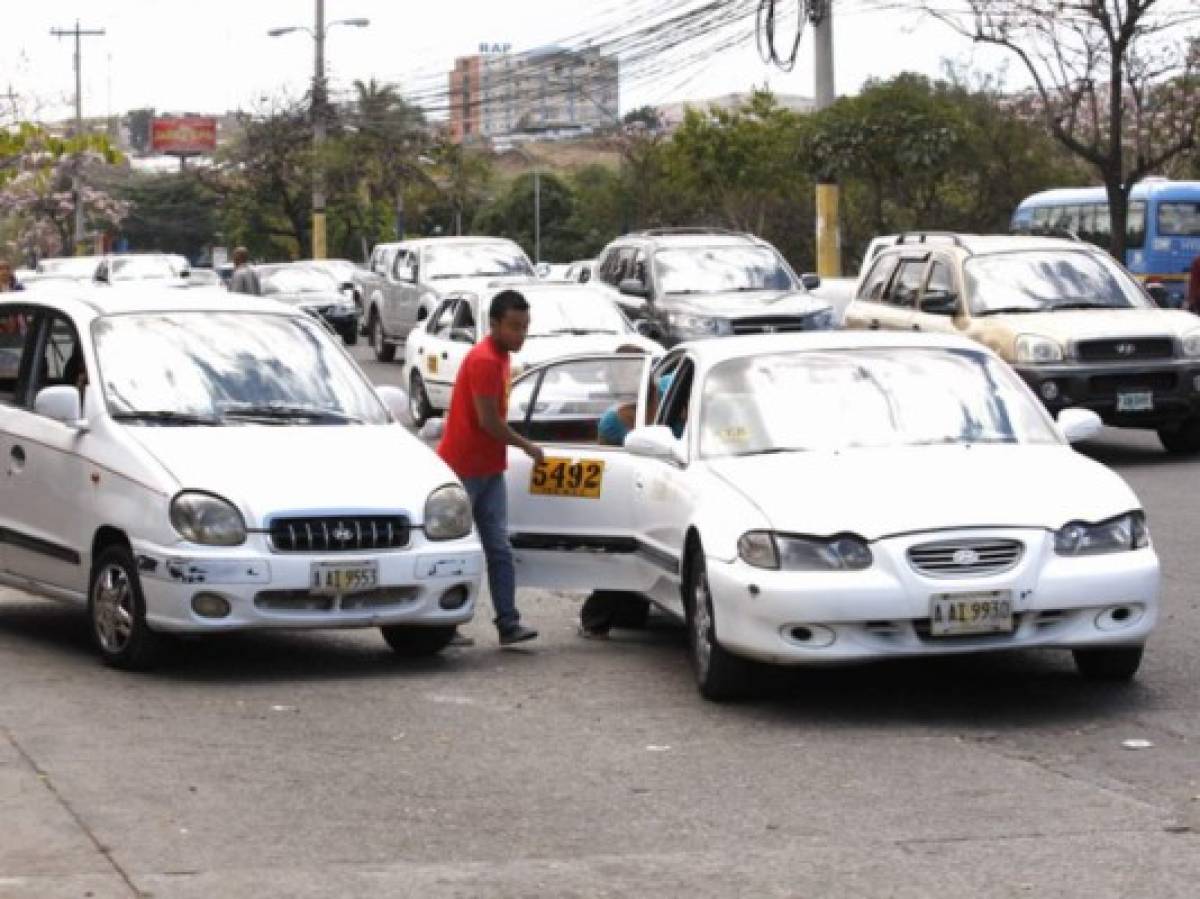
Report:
461,474,519,632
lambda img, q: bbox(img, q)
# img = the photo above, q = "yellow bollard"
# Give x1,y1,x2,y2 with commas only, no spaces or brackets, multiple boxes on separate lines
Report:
815,182,841,278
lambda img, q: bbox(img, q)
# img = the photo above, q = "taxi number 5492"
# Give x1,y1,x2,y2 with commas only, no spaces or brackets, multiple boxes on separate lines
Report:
530,457,604,498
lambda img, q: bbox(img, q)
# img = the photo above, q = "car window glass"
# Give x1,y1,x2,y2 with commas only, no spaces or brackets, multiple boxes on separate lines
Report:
1158,202,1200,237
391,250,412,280
887,260,926,308
859,254,899,301
656,358,694,441
451,299,477,335
428,300,456,337
0,308,37,405
1127,201,1146,248
515,356,647,444
927,261,954,294
32,315,85,401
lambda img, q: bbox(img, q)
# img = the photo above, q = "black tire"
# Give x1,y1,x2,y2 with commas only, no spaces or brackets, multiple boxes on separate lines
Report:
580,590,650,632
1073,646,1144,682
1157,418,1200,455
369,309,395,363
610,593,652,629
380,624,456,657
409,370,434,428
685,545,753,701
88,545,164,670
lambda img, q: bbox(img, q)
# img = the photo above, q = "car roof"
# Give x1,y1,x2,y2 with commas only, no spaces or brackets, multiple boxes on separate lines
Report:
377,236,523,251
0,283,297,318
613,231,766,249
679,330,995,367
874,233,1097,258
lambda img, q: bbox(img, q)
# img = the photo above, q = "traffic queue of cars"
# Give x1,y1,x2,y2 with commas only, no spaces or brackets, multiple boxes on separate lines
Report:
0,227,1180,701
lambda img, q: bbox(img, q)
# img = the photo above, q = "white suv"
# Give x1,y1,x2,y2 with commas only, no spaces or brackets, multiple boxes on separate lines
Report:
0,287,483,669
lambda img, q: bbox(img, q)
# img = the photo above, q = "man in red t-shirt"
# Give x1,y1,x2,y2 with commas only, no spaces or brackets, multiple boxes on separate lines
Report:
438,289,544,645
1187,253,1200,315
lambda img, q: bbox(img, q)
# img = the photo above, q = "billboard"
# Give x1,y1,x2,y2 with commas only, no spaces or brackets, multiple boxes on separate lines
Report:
151,116,217,154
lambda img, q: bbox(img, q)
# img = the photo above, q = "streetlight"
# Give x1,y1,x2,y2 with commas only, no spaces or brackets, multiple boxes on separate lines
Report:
268,2,369,259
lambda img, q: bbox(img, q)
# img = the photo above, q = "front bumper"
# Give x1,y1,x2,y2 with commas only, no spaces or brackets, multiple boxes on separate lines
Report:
1015,359,1200,427
705,528,1160,666
131,534,484,634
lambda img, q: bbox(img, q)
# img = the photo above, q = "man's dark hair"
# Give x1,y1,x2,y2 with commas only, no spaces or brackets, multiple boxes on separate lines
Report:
489,289,530,322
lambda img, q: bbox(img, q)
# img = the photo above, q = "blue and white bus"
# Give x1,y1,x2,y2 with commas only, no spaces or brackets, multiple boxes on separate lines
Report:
1011,178,1200,307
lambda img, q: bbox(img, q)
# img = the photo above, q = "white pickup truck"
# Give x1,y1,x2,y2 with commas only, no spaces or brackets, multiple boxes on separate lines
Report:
356,237,537,362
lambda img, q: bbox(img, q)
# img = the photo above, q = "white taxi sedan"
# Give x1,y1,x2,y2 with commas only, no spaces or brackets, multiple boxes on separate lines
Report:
494,333,1160,700
0,288,482,669
401,282,661,425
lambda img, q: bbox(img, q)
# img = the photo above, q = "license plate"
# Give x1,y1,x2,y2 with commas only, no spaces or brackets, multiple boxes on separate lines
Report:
310,561,378,595
1117,391,1153,412
930,591,1013,636
530,457,604,498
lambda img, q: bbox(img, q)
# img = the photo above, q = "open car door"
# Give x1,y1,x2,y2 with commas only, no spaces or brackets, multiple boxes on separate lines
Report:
505,353,659,592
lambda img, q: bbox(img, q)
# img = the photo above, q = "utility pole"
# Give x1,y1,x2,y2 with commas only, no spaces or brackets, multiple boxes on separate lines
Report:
51,20,106,256
312,0,327,259
533,169,541,264
810,0,840,277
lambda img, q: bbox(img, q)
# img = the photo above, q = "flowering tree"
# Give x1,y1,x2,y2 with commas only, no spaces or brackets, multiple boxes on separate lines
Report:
0,123,129,260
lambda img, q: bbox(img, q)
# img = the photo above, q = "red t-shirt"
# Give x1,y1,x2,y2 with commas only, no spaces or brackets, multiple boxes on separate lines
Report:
437,335,511,479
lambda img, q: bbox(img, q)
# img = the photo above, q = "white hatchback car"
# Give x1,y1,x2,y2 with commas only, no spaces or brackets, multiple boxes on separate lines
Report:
494,333,1160,700
0,288,483,669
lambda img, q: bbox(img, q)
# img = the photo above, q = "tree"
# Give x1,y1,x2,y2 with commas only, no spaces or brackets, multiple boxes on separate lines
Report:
125,108,155,155
473,171,580,262
622,105,663,131
110,171,219,261
893,0,1200,258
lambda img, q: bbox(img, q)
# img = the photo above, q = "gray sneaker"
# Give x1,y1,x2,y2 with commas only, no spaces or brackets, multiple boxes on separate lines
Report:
499,624,538,646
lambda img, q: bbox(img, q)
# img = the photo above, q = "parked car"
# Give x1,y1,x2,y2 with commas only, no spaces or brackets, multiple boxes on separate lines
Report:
402,282,662,426
36,256,104,279
592,228,833,345
95,253,190,284
257,263,361,345
296,258,362,307
185,268,221,288
358,237,536,363
844,233,1200,454
0,287,483,669
484,332,1159,700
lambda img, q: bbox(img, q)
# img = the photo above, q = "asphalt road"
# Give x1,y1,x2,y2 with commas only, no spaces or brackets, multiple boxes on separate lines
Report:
1,342,1197,898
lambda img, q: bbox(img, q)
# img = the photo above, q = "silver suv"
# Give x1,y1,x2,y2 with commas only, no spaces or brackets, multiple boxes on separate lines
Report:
592,229,833,346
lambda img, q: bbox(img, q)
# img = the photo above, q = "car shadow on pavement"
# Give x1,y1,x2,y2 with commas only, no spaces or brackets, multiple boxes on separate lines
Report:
1074,428,1191,468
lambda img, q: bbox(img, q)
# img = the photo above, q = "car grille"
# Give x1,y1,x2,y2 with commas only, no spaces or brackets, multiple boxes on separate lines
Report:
268,515,411,553
1076,338,1174,362
254,586,418,612
907,539,1023,578
729,316,814,335
1088,372,1177,397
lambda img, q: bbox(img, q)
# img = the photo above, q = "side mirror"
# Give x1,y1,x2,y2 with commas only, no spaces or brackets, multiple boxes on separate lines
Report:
449,327,475,344
1057,408,1102,443
1145,282,1169,306
34,385,88,431
625,425,684,462
801,273,821,290
396,266,416,284
619,278,650,299
376,385,413,427
634,319,664,341
922,289,960,315
340,281,355,292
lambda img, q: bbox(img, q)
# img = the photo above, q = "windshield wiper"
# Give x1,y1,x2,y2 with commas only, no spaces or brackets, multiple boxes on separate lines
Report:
221,404,361,424
544,328,619,335
111,410,223,426
1051,300,1120,310
729,446,810,457
976,306,1042,316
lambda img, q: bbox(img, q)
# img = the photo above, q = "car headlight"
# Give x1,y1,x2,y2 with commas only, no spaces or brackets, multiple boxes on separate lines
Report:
1054,511,1148,556
169,491,247,546
425,484,472,541
1014,334,1064,364
669,313,731,336
738,531,873,571
1182,331,1200,358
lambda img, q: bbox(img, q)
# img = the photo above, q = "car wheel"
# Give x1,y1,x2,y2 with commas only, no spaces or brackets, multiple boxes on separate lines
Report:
1157,418,1200,455
88,545,164,670
685,545,752,701
341,323,358,346
380,624,456,657
1072,646,1144,682
610,593,651,629
580,591,650,632
409,371,434,427
369,310,395,363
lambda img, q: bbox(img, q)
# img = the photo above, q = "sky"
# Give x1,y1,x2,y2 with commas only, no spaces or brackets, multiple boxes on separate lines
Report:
0,0,1020,124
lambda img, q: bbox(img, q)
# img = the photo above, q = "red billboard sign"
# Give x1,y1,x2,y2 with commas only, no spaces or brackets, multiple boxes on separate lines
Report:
151,116,218,154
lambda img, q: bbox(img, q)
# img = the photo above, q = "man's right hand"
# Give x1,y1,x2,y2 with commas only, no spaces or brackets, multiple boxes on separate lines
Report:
523,440,545,465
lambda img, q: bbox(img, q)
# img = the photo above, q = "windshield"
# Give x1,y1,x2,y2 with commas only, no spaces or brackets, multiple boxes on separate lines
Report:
259,266,341,296
38,257,99,277
109,256,186,281
655,246,797,295
965,250,1150,313
424,243,534,280
526,290,632,336
700,348,1059,458
1158,202,1200,237
93,312,388,425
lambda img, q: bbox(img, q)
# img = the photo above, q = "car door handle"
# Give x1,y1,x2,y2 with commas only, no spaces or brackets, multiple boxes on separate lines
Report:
441,352,448,360
9,444,25,473
869,319,880,330
912,324,922,331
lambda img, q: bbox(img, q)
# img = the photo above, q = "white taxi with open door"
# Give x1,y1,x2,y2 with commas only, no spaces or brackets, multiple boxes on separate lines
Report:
500,333,1161,701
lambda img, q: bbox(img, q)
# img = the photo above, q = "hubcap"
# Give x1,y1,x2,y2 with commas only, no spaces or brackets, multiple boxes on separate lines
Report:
92,564,135,654
691,569,713,676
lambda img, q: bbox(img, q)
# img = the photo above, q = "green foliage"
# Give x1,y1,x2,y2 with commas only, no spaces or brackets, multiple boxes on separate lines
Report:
112,172,219,262
473,171,580,261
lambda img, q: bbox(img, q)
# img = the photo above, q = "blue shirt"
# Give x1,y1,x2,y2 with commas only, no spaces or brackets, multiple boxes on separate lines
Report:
597,406,631,445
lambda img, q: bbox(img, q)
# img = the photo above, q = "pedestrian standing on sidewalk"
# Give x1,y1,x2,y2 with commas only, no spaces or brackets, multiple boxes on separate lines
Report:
437,289,543,646
228,247,261,296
